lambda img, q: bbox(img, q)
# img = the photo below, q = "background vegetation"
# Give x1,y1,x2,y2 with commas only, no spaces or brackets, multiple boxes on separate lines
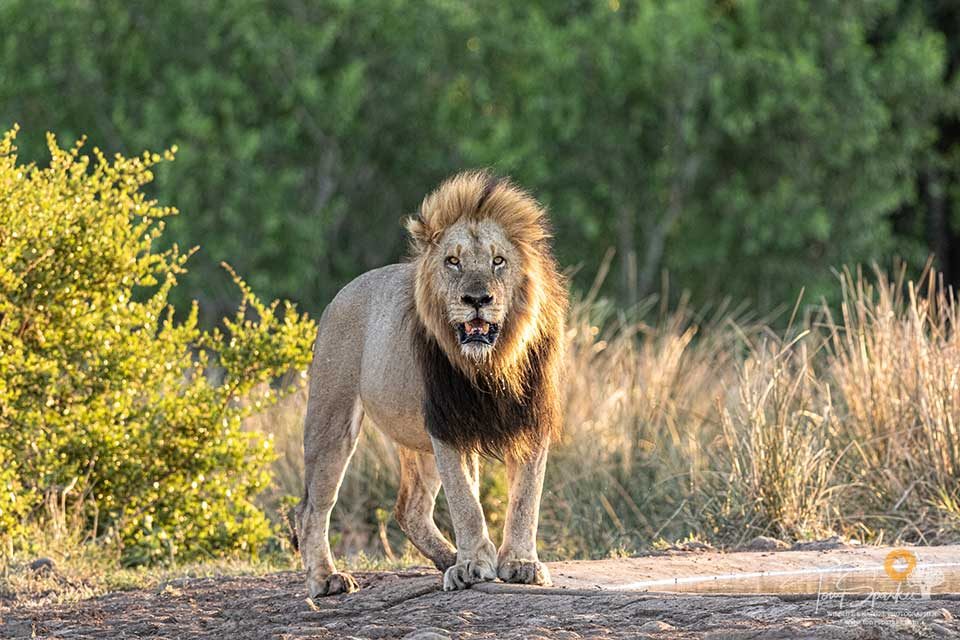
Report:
1,0,958,319
2,0,960,592
0,129,315,566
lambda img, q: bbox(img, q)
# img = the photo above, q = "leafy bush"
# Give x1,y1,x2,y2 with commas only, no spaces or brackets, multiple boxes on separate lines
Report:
0,127,316,564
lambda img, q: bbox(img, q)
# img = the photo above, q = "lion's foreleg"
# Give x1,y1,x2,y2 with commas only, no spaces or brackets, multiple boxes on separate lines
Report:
431,438,497,591
497,443,551,586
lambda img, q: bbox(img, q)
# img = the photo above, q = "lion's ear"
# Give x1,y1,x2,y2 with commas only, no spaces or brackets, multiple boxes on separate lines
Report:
406,215,439,250
405,216,427,248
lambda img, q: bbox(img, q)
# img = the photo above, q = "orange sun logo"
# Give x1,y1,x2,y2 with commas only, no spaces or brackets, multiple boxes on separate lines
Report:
883,548,917,582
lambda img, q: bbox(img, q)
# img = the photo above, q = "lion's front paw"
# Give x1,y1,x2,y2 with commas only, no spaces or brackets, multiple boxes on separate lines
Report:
497,560,551,586
309,572,360,598
442,558,497,591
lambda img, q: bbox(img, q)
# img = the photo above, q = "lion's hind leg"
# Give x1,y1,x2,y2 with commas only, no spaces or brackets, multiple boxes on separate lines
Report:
395,448,457,571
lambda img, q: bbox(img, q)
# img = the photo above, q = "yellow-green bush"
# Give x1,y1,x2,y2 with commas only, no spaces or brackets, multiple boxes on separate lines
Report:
0,127,316,564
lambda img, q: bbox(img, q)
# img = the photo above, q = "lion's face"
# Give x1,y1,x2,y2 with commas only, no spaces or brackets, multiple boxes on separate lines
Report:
409,171,565,391
432,218,523,360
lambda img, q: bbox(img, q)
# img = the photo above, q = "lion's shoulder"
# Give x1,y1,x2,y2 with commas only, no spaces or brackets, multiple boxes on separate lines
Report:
323,263,413,319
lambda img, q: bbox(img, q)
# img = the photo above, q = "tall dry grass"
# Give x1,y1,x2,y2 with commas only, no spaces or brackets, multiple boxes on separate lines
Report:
824,265,960,541
704,337,840,543
247,263,960,563
541,283,748,556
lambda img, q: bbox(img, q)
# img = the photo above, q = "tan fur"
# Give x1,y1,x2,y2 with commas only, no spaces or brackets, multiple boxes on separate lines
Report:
298,171,566,597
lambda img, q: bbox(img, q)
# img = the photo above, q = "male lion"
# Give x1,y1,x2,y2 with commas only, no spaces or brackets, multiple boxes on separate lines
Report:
297,171,566,598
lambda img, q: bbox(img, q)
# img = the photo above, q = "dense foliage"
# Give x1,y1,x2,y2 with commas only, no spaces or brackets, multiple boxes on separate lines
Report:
1,0,956,317
0,128,316,564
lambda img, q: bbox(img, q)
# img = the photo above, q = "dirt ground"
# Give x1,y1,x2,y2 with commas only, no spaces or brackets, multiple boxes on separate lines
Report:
3,547,960,639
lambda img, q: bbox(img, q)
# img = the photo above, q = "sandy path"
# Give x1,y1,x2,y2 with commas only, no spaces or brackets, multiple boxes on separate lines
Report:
3,547,960,639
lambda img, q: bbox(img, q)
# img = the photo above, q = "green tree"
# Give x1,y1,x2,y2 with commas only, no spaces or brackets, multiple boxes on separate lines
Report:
442,0,946,308
0,0,477,320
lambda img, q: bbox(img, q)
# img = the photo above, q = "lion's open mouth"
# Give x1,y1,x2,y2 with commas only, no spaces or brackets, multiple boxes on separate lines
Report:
457,319,500,346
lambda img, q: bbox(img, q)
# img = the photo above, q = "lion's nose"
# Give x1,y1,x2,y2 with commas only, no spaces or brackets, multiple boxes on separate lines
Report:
461,292,494,308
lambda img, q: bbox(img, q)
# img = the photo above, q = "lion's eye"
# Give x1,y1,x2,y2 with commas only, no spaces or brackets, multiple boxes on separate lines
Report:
445,256,460,268
492,256,505,267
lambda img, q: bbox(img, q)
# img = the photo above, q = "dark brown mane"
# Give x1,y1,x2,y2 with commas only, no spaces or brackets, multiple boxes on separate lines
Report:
412,319,562,460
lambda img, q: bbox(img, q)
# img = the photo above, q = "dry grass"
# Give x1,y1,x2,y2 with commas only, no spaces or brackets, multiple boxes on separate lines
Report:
0,483,294,603
703,337,840,543
8,262,960,598
824,265,960,542
14,259,948,596
242,264,960,564
541,288,746,557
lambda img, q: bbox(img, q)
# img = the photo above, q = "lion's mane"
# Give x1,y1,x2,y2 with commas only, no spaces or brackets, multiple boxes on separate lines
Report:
406,171,567,459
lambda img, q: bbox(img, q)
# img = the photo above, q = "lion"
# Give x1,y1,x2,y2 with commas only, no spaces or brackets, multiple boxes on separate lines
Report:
297,171,566,598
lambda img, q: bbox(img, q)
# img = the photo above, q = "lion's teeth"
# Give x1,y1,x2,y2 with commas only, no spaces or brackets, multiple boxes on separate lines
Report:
465,319,491,335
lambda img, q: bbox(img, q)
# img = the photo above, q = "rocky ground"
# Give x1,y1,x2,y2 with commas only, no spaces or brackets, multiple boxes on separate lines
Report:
3,547,960,639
